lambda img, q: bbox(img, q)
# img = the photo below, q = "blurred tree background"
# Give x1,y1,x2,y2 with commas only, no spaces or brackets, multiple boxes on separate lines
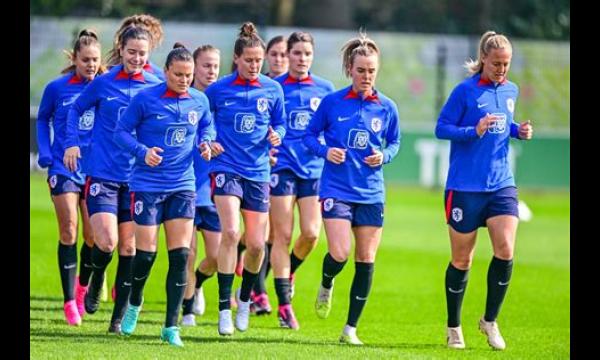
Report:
31,0,569,40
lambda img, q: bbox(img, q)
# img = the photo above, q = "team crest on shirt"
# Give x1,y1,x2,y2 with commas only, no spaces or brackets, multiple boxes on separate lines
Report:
257,98,268,113
134,200,143,215
215,174,225,188
89,183,100,197
188,111,198,125
506,98,515,113
49,175,57,189
452,207,463,222
371,117,382,132
290,111,310,130
323,198,334,212
79,109,95,130
270,173,279,188
310,97,321,111
234,113,256,133
348,129,369,149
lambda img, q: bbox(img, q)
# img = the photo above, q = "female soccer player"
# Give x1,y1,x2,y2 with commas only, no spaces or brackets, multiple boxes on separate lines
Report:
435,31,533,351
244,34,290,315
265,35,288,78
115,43,214,347
37,29,105,326
270,31,335,329
205,21,285,336
305,31,400,345
63,26,162,333
180,44,222,327
107,14,166,81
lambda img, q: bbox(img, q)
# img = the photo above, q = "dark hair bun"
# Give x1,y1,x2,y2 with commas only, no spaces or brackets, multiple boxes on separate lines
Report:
79,29,98,40
173,42,186,49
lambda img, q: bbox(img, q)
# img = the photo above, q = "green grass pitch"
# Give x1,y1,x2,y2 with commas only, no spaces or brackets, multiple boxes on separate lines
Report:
30,174,569,359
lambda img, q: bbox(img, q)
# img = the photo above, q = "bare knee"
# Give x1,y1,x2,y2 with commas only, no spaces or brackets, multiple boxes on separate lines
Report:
245,243,264,259
300,227,319,246
59,220,78,244
451,257,472,270
494,243,514,260
118,243,136,256
222,229,240,246
329,248,349,263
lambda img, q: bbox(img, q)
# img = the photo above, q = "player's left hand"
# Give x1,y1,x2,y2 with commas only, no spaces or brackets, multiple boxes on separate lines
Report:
363,147,383,167
519,120,533,140
268,126,281,146
269,148,279,166
200,142,212,161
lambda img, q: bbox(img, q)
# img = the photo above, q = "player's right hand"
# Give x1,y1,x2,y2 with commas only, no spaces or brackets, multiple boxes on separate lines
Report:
145,147,164,167
63,146,81,172
327,147,347,164
476,113,500,137
210,142,225,156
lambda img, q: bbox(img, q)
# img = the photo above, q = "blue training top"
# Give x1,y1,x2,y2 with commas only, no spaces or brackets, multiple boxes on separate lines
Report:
435,73,523,192
144,61,166,81
114,83,215,193
204,71,286,182
65,64,162,183
37,72,95,183
304,86,401,204
273,72,335,179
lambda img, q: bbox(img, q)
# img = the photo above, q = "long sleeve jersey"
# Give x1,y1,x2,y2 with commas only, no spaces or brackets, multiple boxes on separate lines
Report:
272,72,335,179
304,86,401,204
435,73,523,192
65,64,162,182
143,61,166,81
36,72,95,183
204,71,286,182
114,83,215,193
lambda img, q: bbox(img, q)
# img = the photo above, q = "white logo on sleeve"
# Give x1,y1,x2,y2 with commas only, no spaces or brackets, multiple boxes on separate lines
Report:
134,200,143,215
310,97,321,111
89,183,100,197
224,100,236,106
506,98,515,113
323,198,334,212
451,207,463,222
215,174,225,188
347,129,369,149
270,173,279,188
106,96,119,101
49,175,57,189
477,103,487,109
371,117,382,132
257,97,268,113
79,109,95,130
234,113,256,133
157,114,169,120
188,110,198,125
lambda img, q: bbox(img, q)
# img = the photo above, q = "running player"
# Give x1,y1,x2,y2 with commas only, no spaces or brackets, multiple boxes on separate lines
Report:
63,26,162,333
204,22,285,336
116,43,214,347
37,29,105,326
435,30,533,351
180,44,222,327
270,31,335,329
306,31,401,345
107,14,166,81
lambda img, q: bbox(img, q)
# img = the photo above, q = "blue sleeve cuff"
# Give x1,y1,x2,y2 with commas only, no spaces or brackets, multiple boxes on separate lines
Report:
135,145,148,162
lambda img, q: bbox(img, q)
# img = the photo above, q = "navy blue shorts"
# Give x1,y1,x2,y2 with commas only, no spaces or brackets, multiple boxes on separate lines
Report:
270,170,319,199
444,186,519,233
211,172,270,213
194,205,221,232
321,198,384,227
48,174,83,196
85,176,132,223
132,191,196,226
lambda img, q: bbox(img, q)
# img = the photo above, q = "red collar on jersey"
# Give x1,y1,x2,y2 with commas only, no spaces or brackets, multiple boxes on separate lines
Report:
115,69,146,82
162,88,191,98
232,74,261,87
283,74,314,85
343,88,380,103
